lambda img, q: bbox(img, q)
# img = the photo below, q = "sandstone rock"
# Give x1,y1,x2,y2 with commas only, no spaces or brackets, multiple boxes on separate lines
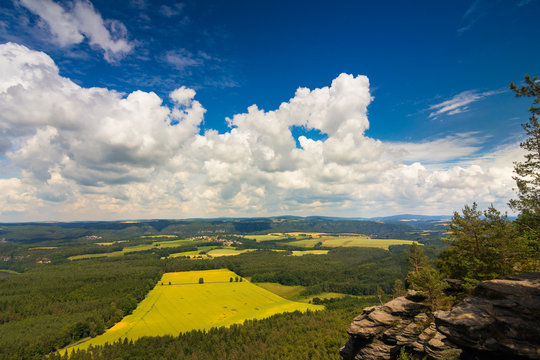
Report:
382,296,429,317
405,289,426,302
435,273,540,359
355,339,398,360
340,273,540,360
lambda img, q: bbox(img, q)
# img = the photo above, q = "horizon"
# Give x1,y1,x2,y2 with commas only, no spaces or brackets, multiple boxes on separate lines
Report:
1,0,539,221
0,213,456,224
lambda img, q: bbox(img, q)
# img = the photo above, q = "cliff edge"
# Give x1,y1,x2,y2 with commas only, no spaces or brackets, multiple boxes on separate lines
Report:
339,273,540,360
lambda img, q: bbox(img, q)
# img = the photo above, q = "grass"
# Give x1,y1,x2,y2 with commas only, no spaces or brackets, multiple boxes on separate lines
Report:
141,235,178,238
167,246,220,259
253,282,306,301
254,282,363,303
69,239,198,260
28,246,58,250
284,232,328,237
68,252,124,260
64,269,322,354
289,250,329,256
0,269,20,277
0,269,20,274
286,236,416,249
96,241,128,246
206,248,256,257
243,234,288,242
299,292,355,303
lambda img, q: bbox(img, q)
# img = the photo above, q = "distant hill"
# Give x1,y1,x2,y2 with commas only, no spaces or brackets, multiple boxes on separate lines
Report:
0,215,450,244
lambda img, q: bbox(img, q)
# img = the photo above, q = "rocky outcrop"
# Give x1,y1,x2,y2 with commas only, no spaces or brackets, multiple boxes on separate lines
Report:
340,273,540,360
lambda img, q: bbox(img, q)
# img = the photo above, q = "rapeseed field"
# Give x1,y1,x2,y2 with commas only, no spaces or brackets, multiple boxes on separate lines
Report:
65,269,322,354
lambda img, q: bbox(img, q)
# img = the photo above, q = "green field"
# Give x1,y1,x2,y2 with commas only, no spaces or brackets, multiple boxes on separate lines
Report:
254,282,307,300
96,240,128,246
167,247,256,259
287,236,417,249
167,246,220,258
69,239,197,260
244,234,288,241
254,282,362,303
64,269,322,354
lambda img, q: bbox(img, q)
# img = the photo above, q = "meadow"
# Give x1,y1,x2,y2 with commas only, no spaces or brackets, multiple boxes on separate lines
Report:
64,269,322,354
68,238,197,260
243,234,288,241
167,247,257,259
286,235,417,249
289,250,329,256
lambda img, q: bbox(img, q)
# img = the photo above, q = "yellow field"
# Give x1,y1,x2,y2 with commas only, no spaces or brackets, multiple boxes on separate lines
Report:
141,235,178,238
28,246,58,250
289,250,329,256
207,248,256,257
287,236,416,249
284,232,328,237
64,269,322,354
244,234,288,241
96,241,128,246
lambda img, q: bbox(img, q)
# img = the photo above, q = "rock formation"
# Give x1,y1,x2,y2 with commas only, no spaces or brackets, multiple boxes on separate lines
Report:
340,273,540,360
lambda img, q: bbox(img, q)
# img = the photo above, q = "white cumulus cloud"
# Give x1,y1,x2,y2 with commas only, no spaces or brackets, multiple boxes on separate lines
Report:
19,0,133,61
0,43,521,221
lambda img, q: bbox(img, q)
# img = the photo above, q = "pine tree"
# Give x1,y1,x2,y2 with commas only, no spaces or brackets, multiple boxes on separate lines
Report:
509,74,540,217
405,243,447,311
509,75,540,270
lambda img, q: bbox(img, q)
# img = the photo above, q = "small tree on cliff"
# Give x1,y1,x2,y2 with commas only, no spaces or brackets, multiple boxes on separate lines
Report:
405,243,447,311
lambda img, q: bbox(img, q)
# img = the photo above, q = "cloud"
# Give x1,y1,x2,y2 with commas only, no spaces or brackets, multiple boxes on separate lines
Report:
457,0,483,34
388,133,484,163
428,90,501,118
0,43,519,220
160,3,185,17
19,0,133,61
165,49,202,70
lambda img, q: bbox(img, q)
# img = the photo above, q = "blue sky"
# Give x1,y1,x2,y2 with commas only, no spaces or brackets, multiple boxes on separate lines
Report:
0,0,538,221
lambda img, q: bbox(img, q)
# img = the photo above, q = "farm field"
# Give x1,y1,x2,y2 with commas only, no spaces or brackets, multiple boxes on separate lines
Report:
244,234,288,241
65,269,322,354
167,246,219,258
287,236,417,249
289,250,329,256
254,282,307,300
207,248,257,257
68,238,198,260
254,282,366,303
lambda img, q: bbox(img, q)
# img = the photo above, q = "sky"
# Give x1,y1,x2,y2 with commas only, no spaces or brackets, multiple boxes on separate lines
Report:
0,0,539,222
